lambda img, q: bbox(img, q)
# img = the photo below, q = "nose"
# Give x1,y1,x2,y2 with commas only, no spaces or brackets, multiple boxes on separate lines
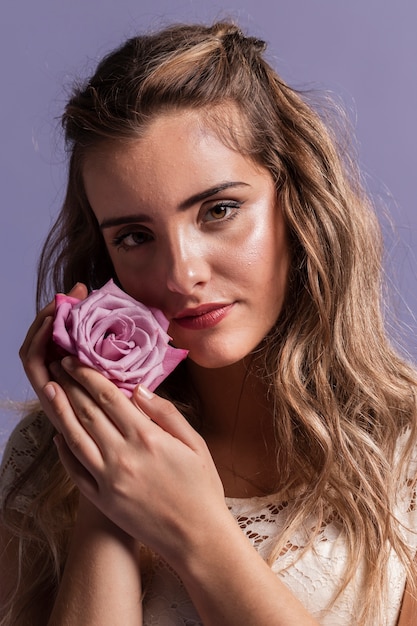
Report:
164,232,211,295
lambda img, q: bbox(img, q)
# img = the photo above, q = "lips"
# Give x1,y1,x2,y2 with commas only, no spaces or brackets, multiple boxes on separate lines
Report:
172,303,234,330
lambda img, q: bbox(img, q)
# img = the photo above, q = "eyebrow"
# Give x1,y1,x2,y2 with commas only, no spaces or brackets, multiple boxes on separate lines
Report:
99,181,249,230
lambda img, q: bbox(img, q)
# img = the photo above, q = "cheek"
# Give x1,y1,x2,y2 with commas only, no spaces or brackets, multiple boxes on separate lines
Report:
108,255,157,307
234,219,287,283
249,219,290,314
119,276,160,309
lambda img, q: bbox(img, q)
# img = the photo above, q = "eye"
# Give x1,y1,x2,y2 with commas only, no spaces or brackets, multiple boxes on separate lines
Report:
111,230,153,250
203,201,242,223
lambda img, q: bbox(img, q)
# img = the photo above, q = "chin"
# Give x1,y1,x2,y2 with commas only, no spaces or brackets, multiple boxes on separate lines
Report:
186,348,252,370
171,332,265,370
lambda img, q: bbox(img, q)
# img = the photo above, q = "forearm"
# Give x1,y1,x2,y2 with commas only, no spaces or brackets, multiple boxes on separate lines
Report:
175,512,319,626
48,499,142,626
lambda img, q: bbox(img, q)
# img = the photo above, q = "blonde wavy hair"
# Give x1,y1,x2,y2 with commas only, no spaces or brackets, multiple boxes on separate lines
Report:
1,20,417,625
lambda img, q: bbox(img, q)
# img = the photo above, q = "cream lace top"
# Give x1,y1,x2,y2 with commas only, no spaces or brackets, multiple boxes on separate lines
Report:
1,411,417,625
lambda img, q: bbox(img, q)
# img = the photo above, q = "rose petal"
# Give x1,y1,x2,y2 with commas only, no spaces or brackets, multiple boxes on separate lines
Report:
52,279,188,396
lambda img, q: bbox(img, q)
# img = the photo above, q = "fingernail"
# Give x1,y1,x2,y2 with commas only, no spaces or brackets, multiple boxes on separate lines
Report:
137,384,154,399
61,356,74,370
44,383,56,401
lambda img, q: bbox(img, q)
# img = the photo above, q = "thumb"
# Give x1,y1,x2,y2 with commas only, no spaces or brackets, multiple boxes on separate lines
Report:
68,282,89,300
132,385,200,449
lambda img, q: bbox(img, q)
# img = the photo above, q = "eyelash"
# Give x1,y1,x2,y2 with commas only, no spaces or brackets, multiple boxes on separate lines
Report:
111,230,152,250
111,201,243,251
204,201,242,223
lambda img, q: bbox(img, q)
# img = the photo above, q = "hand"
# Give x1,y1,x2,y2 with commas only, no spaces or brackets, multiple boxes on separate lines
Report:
75,492,142,556
19,283,88,409
44,358,227,566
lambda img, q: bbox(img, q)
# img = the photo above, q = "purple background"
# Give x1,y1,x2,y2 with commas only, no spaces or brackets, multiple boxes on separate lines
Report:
1,0,416,449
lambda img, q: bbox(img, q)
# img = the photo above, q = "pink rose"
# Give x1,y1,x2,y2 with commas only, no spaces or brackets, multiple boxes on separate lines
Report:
52,279,188,396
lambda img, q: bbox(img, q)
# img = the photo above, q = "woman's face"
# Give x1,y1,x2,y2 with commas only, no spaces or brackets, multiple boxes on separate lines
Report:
83,109,290,368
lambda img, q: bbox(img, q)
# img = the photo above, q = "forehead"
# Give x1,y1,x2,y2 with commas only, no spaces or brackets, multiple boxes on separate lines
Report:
84,102,254,164
82,107,268,196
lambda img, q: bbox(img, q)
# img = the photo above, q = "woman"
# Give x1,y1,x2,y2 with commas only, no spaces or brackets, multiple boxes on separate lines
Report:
1,21,416,625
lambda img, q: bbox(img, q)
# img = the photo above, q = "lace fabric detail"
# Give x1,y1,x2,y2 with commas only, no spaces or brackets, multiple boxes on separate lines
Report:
143,487,416,626
143,436,417,626
0,410,53,515
1,415,417,625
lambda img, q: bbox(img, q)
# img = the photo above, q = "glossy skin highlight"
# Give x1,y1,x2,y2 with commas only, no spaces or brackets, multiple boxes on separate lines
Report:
83,110,290,369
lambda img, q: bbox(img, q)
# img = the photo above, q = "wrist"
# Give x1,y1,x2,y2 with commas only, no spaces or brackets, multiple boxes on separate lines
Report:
165,503,240,578
167,510,319,626
75,495,137,549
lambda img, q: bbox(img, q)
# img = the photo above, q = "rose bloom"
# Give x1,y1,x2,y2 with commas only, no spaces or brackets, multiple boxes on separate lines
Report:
52,279,188,396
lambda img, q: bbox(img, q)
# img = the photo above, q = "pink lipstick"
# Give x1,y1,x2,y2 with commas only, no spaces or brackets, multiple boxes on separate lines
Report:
173,303,234,330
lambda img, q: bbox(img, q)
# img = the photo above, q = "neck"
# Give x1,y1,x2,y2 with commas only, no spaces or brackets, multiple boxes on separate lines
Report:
186,357,268,433
186,358,280,497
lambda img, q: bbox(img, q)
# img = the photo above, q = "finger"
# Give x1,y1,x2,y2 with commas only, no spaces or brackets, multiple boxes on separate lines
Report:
54,433,99,501
48,360,124,454
19,283,88,358
68,282,89,300
19,283,88,361
132,385,201,449
19,306,55,363
20,315,54,392
60,357,152,439
43,378,106,475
